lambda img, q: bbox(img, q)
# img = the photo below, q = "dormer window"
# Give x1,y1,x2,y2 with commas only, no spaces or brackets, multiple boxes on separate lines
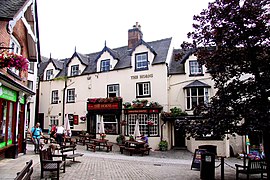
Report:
189,60,203,76
101,59,110,72
135,52,148,71
46,69,53,80
71,65,80,76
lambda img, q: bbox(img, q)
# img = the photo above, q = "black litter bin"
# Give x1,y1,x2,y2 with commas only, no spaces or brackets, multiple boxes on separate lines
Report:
200,152,215,180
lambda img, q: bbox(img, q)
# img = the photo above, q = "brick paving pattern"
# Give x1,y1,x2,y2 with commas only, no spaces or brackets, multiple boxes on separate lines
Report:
0,143,265,180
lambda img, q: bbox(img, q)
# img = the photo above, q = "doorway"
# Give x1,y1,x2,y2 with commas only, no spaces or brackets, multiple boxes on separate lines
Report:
174,126,186,148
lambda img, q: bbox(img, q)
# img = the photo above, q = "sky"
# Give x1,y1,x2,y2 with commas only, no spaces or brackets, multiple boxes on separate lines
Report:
37,0,211,59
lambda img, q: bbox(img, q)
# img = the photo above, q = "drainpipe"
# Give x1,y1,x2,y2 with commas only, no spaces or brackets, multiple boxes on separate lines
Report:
62,62,67,125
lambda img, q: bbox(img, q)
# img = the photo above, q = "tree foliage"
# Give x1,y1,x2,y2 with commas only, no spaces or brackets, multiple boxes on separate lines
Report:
182,0,270,136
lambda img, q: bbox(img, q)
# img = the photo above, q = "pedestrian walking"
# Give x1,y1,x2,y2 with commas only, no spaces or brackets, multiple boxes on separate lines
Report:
30,122,43,153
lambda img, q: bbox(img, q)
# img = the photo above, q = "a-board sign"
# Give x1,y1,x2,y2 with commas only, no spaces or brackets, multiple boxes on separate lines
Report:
191,149,206,170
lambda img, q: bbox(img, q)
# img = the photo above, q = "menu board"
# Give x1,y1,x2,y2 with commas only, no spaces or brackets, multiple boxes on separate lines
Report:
191,149,206,169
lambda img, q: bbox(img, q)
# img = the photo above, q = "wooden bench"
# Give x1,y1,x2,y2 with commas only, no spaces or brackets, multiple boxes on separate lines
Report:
119,145,125,154
14,160,33,180
40,148,66,180
105,143,113,152
235,159,267,180
86,143,96,152
60,144,84,162
139,147,152,155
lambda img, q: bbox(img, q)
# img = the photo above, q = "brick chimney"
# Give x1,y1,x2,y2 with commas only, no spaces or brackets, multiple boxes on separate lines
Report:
128,22,143,49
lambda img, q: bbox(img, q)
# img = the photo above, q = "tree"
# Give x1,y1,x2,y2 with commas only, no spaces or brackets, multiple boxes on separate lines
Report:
181,0,270,177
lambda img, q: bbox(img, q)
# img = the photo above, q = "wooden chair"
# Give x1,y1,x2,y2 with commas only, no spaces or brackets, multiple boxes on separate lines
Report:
235,158,267,180
39,148,66,179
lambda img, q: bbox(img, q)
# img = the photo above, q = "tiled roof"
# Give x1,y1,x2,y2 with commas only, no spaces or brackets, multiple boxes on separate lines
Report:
184,80,210,88
0,0,27,19
39,37,172,77
168,48,197,75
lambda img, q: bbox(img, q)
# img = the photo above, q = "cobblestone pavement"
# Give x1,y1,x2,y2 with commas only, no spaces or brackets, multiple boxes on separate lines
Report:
0,143,264,180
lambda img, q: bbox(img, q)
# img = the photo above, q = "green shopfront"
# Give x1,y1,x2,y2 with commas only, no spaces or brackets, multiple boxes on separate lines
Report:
0,85,25,159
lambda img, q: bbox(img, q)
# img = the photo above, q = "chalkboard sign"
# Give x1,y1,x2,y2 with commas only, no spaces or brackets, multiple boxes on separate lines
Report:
191,149,206,170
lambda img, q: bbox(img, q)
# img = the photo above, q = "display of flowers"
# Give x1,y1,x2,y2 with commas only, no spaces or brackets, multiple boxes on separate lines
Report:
100,133,106,139
0,52,28,71
87,97,122,103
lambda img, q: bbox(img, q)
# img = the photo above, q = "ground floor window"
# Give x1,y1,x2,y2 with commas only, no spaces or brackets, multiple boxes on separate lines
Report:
126,113,159,136
0,99,16,148
103,114,118,134
50,116,59,126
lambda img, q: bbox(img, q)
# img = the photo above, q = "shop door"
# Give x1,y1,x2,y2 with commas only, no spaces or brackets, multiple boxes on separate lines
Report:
87,114,96,136
18,111,24,153
174,126,186,148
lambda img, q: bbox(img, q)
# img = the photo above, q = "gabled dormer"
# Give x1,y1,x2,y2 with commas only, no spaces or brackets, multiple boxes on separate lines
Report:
43,58,63,80
95,45,119,73
169,49,207,77
67,52,88,77
129,39,157,72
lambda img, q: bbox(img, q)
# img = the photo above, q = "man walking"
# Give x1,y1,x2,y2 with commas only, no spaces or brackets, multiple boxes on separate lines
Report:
30,122,43,153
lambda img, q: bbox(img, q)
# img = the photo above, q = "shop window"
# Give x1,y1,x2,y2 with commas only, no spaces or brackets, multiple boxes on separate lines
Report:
136,82,151,98
0,100,7,148
46,69,53,80
50,116,59,126
100,59,110,72
103,114,118,134
185,87,209,110
71,65,80,76
135,52,148,71
189,60,203,76
67,89,75,103
51,90,59,104
7,102,13,145
127,114,158,136
107,84,119,97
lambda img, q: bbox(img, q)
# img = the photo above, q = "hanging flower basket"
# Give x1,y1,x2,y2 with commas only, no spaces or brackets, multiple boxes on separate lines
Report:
0,52,28,71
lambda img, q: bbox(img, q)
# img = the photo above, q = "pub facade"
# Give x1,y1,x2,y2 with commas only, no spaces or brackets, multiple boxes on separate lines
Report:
38,23,243,156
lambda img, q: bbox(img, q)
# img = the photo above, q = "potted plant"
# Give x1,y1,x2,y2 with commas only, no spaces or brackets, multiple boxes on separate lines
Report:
158,140,168,151
116,134,126,145
129,135,135,141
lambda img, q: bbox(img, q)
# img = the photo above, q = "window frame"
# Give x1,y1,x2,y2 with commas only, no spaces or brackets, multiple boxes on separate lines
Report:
51,90,59,104
185,87,209,110
71,65,79,76
9,36,21,76
100,59,110,72
107,84,120,97
189,60,203,76
67,88,75,103
136,81,151,98
46,69,53,80
28,62,35,74
27,80,33,90
135,52,148,71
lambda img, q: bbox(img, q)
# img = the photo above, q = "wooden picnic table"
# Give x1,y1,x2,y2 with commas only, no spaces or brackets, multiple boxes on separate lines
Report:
86,138,113,152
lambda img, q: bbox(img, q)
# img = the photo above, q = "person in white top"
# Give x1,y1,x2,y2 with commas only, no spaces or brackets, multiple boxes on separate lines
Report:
56,125,65,145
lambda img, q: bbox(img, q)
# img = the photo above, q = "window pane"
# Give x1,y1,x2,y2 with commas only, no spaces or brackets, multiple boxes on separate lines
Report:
191,88,197,96
198,88,204,96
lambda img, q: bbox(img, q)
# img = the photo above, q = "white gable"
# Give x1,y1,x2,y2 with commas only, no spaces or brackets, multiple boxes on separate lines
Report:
68,57,86,76
96,51,118,72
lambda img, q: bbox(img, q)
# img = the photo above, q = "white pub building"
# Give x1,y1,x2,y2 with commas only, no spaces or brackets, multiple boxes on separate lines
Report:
38,23,243,157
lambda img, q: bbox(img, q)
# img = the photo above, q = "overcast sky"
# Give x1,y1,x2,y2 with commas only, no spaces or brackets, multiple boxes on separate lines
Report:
37,0,211,59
